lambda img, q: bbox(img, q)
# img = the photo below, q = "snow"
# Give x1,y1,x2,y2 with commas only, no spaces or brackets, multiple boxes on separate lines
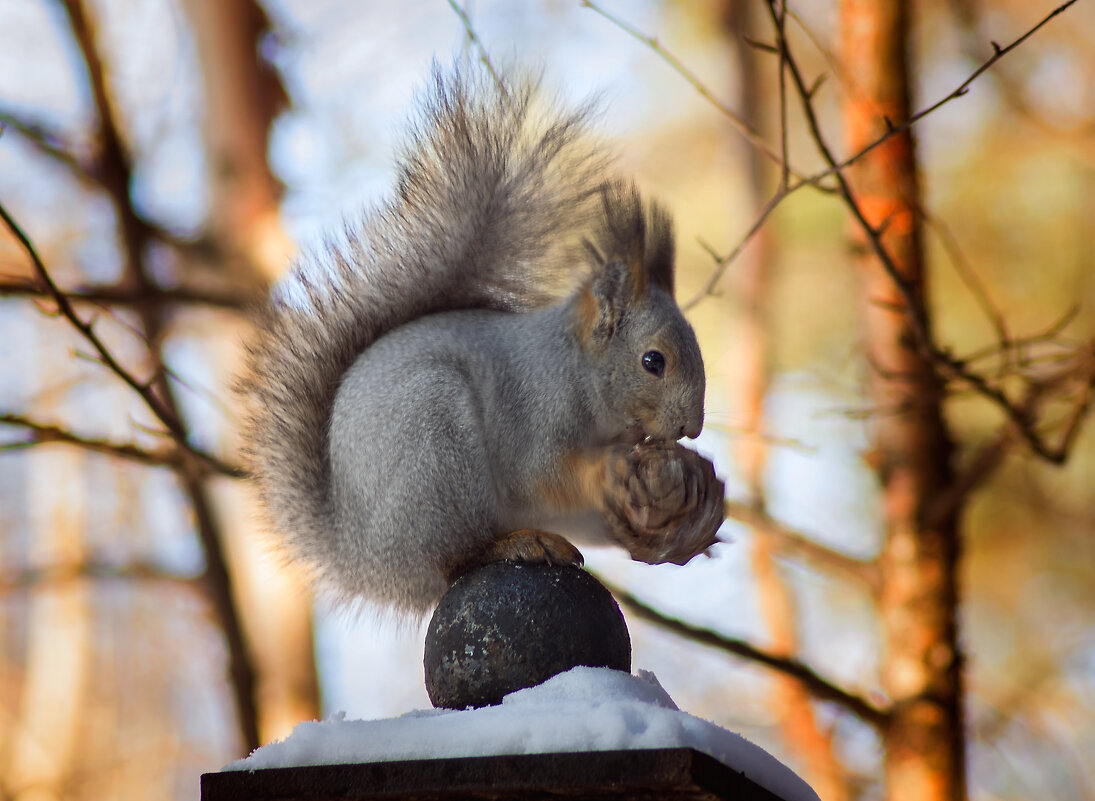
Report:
224,666,819,801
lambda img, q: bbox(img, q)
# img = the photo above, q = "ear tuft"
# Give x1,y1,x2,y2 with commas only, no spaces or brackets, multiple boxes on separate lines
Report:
588,181,676,298
645,201,675,294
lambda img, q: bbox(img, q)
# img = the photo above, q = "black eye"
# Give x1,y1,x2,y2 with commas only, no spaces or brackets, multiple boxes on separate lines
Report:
641,350,666,377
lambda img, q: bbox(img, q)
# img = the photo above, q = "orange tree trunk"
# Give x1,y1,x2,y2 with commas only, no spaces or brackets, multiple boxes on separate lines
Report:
721,2,849,795
180,0,320,744
840,1,967,799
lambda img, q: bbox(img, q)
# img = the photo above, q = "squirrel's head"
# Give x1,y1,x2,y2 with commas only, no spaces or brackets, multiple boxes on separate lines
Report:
573,183,706,444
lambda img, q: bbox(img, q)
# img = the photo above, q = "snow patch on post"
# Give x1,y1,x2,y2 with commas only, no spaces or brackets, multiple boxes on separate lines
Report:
223,666,818,801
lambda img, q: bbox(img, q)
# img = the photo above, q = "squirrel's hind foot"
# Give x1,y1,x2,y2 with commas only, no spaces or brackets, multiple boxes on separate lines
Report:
444,529,584,584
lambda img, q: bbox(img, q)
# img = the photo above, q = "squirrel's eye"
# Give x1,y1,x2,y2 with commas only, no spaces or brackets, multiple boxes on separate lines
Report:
641,350,666,377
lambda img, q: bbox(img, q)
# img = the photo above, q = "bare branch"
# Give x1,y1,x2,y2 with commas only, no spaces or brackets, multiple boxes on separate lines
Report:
957,305,1080,372
0,202,247,480
605,580,891,729
767,0,1091,466
724,500,881,593
0,560,199,594
774,0,790,192
0,276,251,311
688,0,1079,308
684,187,784,310
0,413,243,478
819,0,1079,181
0,204,173,420
0,107,92,182
1,413,178,465
742,36,779,56
925,431,1013,529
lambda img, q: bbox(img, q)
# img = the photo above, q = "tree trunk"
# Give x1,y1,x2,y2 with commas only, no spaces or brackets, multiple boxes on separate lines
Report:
721,3,849,798
180,0,320,743
60,0,271,753
839,2,967,799
181,0,292,284
5,449,90,801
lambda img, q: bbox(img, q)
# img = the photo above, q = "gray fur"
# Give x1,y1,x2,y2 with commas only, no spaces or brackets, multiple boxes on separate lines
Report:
239,65,708,615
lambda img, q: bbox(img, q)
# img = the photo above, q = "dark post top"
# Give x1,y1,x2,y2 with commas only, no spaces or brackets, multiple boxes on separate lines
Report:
201,747,791,801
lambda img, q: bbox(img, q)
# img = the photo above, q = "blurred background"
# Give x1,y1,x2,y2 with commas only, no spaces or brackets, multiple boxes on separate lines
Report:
0,1,1092,800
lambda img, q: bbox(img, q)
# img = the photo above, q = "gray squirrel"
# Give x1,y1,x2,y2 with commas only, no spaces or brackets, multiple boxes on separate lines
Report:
239,66,725,615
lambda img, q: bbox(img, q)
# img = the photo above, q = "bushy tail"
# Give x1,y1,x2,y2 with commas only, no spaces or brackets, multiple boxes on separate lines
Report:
238,65,605,570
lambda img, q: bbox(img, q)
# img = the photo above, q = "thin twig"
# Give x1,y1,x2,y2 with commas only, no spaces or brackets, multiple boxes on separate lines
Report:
822,0,1079,181
445,0,515,116
0,201,242,477
1,414,175,465
684,187,784,310
767,0,1090,466
606,581,891,729
1,203,174,426
952,0,1095,158
957,305,1079,369
0,108,91,181
0,108,265,280
774,0,790,192
581,0,792,173
921,207,1011,370
688,0,1079,305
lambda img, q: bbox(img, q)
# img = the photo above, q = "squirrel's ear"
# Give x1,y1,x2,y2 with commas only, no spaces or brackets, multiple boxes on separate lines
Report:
577,259,631,344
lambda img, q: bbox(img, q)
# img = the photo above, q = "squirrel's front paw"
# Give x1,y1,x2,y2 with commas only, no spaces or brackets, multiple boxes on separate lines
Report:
603,442,725,565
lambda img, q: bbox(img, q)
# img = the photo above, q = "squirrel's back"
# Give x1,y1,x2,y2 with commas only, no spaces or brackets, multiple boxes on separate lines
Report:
239,65,606,588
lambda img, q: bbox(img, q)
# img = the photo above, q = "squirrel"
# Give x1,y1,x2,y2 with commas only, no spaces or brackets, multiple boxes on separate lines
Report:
239,65,725,616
